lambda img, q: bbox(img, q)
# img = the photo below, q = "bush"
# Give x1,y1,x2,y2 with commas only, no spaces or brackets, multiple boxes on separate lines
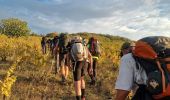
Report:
0,18,30,37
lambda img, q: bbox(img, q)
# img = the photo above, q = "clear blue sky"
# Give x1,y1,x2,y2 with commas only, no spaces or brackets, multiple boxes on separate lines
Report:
0,0,170,40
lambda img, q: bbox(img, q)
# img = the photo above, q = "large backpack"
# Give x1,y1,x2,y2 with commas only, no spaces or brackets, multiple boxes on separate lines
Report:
88,37,101,56
132,36,170,99
58,33,68,54
71,41,88,62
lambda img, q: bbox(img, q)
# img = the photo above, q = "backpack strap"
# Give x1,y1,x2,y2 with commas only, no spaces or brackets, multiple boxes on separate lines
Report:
132,56,140,70
71,48,76,62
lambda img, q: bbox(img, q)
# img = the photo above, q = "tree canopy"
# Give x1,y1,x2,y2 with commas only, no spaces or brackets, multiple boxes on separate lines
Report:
0,18,30,37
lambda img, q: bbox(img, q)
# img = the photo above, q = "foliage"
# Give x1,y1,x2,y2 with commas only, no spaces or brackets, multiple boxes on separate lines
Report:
0,35,15,61
0,18,30,37
0,34,46,65
0,35,49,98
0,57,21,97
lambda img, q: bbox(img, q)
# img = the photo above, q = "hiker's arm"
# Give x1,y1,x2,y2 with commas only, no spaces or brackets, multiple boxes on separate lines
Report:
115,89,129,100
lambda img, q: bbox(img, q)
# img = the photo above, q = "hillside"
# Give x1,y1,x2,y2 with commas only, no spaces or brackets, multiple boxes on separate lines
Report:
0,33,131,100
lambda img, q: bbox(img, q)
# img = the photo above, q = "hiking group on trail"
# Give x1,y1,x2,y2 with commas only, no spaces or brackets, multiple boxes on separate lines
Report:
41,33,101,100
41,34,170,100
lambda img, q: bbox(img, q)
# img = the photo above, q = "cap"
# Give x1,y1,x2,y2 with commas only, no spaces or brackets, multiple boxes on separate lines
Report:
121,41,135,50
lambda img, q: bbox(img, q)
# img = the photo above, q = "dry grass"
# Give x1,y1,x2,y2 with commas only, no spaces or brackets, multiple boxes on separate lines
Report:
0,55,119,100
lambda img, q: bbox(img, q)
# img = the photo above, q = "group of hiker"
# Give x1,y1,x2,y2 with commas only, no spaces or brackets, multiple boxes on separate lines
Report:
41,34,170,100
41,33,101,100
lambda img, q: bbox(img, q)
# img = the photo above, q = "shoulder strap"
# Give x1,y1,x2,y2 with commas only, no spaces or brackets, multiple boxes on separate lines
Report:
71,48,76,61
133,56,140,70
133,55,158,75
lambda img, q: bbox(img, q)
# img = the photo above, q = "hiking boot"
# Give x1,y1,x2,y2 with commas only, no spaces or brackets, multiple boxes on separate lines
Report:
61,76,66,83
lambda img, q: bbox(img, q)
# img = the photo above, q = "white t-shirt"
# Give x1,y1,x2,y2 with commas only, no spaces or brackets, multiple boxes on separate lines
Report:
115,53,147,91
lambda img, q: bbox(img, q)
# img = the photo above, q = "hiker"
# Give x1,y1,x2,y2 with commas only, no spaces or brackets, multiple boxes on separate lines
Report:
87,37,101,85
53,36,60,74
58,33,69,83
119,41,136,99
46,39,51,51
115,36,170,100
82,38,94,84
41,36,47,54
52,36,59,56
49,39,54,54
65,39,75,70
53,36,59,48
71,36,93,100
120,41,135,57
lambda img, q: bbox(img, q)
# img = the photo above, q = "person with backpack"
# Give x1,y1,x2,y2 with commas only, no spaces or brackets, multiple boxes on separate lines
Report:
115,36,170,100
58,33,69,83
82,38,94,83
71,36,93,100
87,37,101,85
119,41,136,99
46,38,51,51
53,36,60,74
41,36,47,54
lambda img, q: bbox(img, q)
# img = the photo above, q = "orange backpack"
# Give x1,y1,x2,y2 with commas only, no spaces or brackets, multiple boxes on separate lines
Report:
132,36,170,99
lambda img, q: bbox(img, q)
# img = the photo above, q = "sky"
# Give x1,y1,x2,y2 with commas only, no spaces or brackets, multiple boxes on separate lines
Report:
0,0,170,40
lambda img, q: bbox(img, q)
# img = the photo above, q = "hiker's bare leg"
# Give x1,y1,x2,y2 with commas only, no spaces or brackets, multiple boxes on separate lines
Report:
81,77,85,88
65,66,69,79
81,77,85,100
74,81,81,99
61,65,66,81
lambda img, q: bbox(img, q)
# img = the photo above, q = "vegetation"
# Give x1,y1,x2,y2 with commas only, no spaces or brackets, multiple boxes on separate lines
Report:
0,18,30,37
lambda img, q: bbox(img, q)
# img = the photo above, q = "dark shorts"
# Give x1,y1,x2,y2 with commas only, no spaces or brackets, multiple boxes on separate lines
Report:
73,61,87,81
59,53,68,67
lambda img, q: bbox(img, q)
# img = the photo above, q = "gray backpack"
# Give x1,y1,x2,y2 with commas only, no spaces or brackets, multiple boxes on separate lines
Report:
71,42,87,61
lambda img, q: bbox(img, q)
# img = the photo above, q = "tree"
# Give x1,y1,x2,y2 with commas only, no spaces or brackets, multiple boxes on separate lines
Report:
0,18,30,37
